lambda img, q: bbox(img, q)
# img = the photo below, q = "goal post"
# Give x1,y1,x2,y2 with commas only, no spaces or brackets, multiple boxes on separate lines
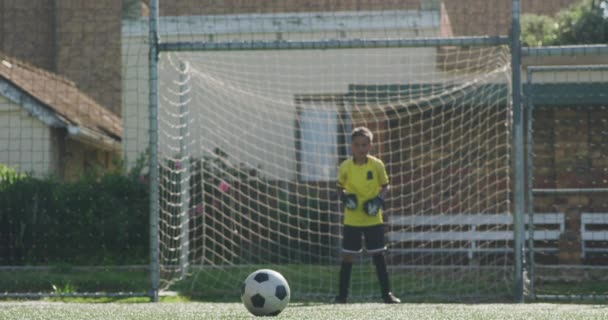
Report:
148,2,519,302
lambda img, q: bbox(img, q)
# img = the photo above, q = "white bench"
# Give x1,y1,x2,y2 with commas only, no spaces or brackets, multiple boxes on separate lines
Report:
386,213,565,260
580,212,608,258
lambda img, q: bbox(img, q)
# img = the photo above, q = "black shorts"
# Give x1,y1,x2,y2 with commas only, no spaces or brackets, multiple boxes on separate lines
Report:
342,224,386,254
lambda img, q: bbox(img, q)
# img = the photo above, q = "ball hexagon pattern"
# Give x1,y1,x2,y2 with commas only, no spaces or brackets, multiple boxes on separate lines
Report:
241,269,291,317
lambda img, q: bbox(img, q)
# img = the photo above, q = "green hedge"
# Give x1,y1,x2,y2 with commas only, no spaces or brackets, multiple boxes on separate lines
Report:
0,167,149,266
0,150,336,267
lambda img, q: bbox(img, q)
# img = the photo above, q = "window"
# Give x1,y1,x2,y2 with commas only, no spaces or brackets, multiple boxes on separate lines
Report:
296,96,351,182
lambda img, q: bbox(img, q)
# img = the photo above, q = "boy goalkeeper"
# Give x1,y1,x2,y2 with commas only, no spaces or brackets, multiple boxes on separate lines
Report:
334,126,400,304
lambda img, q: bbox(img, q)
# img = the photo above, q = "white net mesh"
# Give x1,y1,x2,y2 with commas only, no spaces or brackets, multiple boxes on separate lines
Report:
156,43,513,300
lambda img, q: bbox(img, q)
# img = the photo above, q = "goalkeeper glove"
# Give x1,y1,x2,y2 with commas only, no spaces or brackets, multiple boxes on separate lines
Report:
341,192,358,210
363,196,384,216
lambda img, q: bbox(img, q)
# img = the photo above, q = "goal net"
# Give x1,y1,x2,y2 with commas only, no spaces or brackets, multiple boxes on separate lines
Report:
154,10,513,301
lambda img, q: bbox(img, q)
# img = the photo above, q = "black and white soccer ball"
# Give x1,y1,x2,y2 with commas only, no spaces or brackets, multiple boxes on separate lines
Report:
241,269,290,317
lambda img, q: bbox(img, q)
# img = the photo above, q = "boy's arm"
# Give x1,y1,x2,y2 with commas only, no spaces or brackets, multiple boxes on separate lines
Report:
376,159,390,200
378,184,390,200
337,162,357,210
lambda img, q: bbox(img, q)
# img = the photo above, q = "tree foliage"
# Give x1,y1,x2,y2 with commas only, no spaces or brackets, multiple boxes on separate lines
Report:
521,14,559,46
521,0,607,46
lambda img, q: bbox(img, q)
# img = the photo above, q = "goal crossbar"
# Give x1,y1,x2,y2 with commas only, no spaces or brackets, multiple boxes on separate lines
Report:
158,36,510,52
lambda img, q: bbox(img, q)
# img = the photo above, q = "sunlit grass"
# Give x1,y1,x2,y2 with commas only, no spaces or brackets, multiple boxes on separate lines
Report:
1,301,607,320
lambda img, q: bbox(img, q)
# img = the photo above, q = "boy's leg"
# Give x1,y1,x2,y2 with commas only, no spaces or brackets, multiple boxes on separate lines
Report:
366,225,400,303
372,253,390,295
335,226,362,303
336,259,353,302
372,253,400,302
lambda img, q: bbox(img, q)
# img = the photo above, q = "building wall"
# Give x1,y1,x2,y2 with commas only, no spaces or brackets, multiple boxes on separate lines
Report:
522,56,608,234
0,0,585,117
122,45,440,180
0,95,121,180
55,0,123,115
121,32,149,170
0,0,55,71
62,138,120,181
122,11,441,179
155,0,423,15
0,95,55,177
152,0,580,37
0,0,122,115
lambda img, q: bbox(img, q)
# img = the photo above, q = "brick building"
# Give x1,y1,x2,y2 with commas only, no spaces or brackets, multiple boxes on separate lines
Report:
0,0,582,117
0,0,123,115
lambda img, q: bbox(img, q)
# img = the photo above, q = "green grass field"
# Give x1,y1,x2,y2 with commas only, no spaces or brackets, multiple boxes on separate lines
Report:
1,301,607,320
2,265,608,319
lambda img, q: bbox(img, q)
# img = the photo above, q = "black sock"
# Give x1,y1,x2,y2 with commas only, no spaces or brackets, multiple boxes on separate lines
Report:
373,253,391,296
338,261,352,298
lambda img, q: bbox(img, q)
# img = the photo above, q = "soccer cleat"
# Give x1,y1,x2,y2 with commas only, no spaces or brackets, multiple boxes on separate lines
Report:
382,292,401,304
333,295,348,304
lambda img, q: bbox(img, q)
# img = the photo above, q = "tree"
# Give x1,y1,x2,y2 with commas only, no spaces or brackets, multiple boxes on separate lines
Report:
521,0,607,46
521,14,558,46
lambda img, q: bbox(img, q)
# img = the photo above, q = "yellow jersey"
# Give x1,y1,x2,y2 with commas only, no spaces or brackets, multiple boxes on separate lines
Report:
337,155,389,226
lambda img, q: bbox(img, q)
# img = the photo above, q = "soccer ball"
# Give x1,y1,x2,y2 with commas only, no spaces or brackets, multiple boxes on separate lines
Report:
241,269,290,317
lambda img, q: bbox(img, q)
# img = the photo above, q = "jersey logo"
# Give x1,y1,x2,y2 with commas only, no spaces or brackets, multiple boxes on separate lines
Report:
367,171,373,180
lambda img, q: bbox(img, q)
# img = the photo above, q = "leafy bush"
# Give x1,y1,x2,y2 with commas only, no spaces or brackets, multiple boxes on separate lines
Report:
521,14,558,47
554,0,608,44
184,148,335,265
0,164,25,187
522,0,607,46
0,164,149,266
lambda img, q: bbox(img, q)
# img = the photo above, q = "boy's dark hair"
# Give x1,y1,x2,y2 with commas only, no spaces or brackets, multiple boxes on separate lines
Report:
351,126,373,142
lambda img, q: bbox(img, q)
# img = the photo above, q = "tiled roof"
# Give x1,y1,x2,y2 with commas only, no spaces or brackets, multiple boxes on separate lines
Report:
0,53,122,141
